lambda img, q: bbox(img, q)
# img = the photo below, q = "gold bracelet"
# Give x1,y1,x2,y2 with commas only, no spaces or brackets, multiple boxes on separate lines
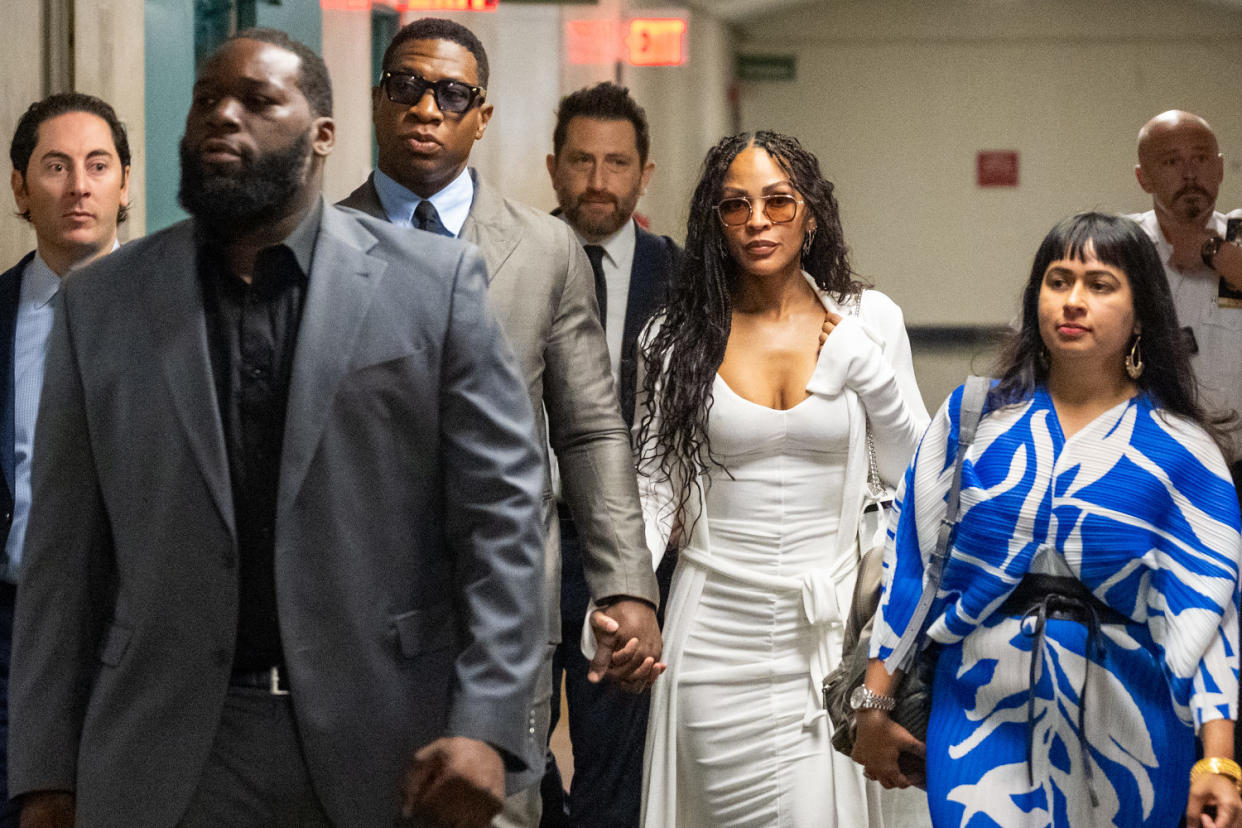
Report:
1190,757,1242,792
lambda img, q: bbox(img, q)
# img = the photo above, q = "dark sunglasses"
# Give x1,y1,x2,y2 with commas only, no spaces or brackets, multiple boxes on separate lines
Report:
714,194,803,227
381,71,486,114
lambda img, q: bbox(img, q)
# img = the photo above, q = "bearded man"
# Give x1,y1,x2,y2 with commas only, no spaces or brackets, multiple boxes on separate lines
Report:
540,81,680,828
8,29,546,828
1128,110,1242,459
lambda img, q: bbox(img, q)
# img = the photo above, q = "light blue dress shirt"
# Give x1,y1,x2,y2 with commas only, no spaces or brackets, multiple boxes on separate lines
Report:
4,253,60,583
373,166,474,237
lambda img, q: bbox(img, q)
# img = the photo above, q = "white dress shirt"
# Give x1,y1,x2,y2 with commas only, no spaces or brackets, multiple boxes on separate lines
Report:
1129,209,1242,460
570,218,636,392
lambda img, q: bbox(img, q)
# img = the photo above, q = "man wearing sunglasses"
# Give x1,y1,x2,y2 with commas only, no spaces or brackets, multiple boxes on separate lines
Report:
340,19,663,828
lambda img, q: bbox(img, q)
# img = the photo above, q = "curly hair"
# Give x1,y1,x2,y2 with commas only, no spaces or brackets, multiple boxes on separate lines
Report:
992,211,1228,447
636,131,861,523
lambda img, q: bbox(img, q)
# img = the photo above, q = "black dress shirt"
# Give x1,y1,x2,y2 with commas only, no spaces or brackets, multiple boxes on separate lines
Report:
199,201,320,672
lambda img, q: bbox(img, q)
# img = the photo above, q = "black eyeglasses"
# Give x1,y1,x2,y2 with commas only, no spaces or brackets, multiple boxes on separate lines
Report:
713,194,803,227
381,71,486,114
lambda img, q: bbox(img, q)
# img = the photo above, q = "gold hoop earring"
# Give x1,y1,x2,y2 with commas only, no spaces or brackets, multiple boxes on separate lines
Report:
1124,335,1144,380
801,228,816,258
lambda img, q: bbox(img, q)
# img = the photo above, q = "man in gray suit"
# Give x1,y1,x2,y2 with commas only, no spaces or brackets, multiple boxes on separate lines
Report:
340,17,663,827
9,29,545,828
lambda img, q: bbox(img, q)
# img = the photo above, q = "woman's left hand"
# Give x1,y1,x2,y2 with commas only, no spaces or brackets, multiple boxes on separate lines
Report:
819,312,842,348
1187,773,1242,827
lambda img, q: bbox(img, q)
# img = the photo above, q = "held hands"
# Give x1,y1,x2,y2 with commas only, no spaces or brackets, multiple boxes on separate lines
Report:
586,599,665,693
851,709,926,790
401,737,505,828
1187,773,1242,828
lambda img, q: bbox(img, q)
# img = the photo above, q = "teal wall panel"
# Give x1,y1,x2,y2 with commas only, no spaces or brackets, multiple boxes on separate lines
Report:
257,0,322,54
144,0,194,232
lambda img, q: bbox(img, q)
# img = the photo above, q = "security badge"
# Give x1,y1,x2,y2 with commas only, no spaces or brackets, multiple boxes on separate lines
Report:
1219,278,1242,309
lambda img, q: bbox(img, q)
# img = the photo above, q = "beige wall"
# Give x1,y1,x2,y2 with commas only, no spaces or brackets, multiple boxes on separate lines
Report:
0,1,44,268
73,0,147,243
735,0,1242,330
322,7,375,204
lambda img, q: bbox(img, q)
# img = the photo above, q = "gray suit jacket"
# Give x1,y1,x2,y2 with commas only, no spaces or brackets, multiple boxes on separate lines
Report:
7,204,547,826
341,174,659,643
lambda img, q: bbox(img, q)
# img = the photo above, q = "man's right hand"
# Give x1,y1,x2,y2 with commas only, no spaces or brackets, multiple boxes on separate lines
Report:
401,736,504,828
20,791,74,828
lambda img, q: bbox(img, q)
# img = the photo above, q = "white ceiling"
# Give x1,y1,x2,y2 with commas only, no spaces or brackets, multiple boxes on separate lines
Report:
689,0,1242,23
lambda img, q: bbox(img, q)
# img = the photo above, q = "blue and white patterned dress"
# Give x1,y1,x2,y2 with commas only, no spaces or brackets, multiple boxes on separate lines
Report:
872,383,1241,827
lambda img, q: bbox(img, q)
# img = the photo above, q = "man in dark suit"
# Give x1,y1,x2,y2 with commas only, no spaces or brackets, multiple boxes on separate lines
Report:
0,92,131,827
339,20,663,828
542,82,681,828
9,30,545,828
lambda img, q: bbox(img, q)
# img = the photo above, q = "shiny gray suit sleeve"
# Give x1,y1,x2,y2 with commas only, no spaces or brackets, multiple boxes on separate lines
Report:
440,248,548,761
542,226,659,606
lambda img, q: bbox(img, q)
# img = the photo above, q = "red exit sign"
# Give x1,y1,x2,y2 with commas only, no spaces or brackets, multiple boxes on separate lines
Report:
627,18,686,66
566,17,687,66
321,0,498,10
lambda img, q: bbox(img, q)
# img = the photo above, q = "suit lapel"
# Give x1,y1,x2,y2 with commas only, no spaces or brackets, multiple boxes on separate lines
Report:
338,174,387,222
141,224,235,540
0,253,31,506
459,172,519,283
623,224,664,364
278,205,385,518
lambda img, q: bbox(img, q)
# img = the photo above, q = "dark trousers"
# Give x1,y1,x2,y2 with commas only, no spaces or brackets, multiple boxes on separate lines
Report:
0,582,19,828
178,686,332,827
541,509,676,828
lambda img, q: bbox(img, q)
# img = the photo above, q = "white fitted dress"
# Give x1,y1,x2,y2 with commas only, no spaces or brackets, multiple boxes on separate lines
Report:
635,281,932,828
665,375,866,826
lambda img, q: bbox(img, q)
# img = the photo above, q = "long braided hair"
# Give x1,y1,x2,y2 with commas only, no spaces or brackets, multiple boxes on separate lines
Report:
635,131,862,523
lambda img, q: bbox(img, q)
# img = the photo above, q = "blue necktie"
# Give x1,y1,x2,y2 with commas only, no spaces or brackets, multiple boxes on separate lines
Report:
414,200,451,237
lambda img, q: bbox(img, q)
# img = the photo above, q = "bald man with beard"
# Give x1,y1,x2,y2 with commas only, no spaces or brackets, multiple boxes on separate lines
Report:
1128,110,1242,460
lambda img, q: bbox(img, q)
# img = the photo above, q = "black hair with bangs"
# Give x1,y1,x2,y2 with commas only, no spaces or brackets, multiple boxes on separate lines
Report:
992,212,1223,443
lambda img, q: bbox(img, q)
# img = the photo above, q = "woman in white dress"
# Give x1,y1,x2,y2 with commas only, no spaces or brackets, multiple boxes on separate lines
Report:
633,131,930,826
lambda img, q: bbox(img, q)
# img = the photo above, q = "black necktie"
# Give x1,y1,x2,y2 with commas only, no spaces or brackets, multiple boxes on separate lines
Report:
414,200,451,237
583,244,607,331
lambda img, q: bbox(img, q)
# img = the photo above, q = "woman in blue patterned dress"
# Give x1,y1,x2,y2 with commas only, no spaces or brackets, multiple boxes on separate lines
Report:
852,213,1242,827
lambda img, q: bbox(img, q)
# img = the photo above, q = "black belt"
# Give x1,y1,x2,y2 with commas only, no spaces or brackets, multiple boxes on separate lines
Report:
230,665,290,696
1000,574,1129,808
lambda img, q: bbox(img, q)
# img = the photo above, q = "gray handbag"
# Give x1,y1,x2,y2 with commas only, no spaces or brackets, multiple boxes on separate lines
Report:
823,376,989,781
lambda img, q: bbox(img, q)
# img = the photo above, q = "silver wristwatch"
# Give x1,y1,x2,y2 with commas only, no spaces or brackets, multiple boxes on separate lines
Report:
849,684,896,712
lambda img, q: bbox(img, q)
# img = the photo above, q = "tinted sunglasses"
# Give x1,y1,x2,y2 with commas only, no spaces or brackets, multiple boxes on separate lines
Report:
714,194,803,227
381,71,486,114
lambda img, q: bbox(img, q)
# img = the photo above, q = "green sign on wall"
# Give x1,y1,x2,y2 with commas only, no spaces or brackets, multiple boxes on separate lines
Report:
737,54,797,82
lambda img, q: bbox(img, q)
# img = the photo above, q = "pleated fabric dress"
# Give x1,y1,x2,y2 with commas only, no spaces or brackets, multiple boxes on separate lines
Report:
873,385,1242,827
